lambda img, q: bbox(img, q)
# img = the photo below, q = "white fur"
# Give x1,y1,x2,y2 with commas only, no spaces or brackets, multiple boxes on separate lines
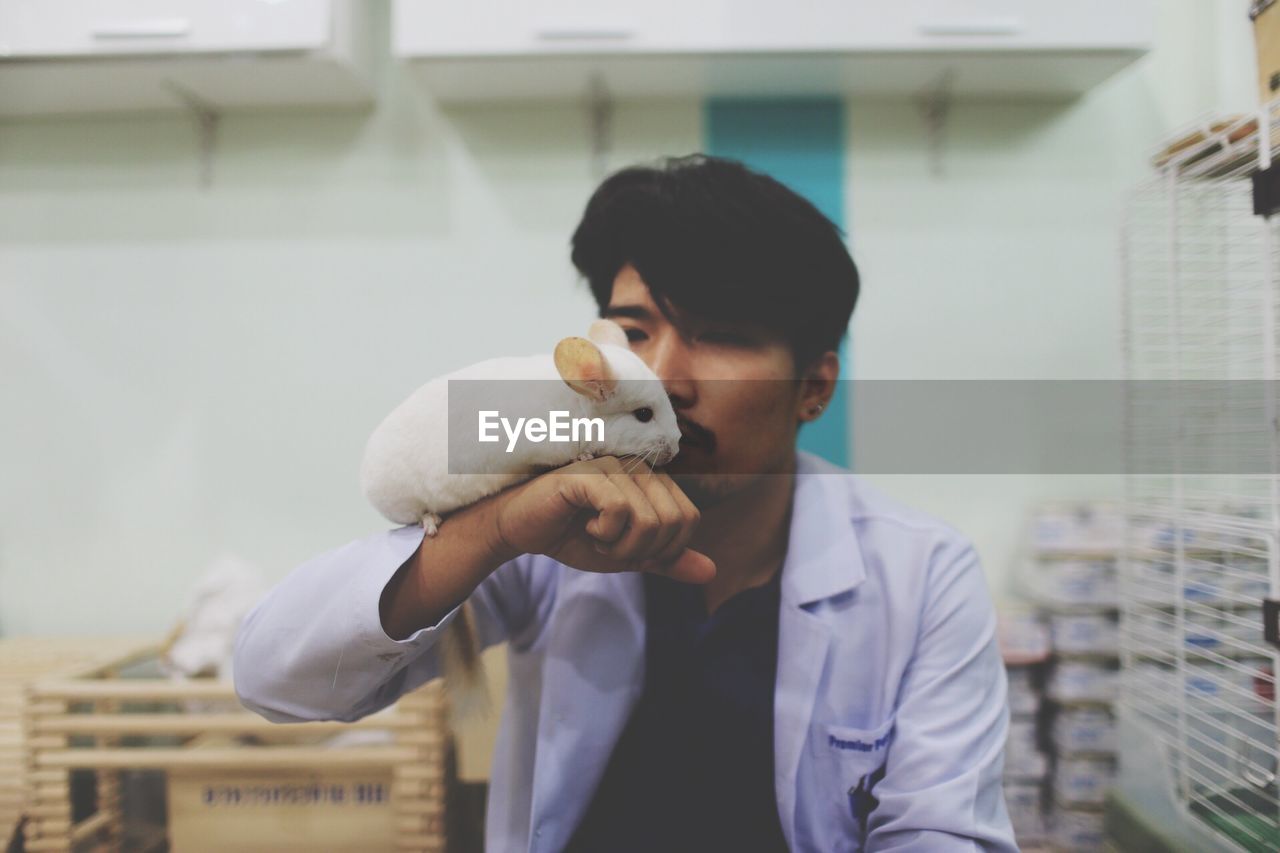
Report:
361,333,680,529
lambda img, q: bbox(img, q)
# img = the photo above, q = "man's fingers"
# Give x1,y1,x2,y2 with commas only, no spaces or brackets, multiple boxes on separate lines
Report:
629,470,685,559
562,470,630,544
552,456,704,571
644,473,697,562
664,473,701,525
600,470,660,560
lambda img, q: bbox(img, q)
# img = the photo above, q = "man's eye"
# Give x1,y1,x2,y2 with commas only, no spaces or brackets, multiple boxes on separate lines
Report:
624,327,648,343
633,407,653,422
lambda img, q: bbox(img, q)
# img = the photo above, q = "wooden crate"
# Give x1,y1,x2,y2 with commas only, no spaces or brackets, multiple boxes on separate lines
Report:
168,765,397,852
1,637,154,849
18,643,449,853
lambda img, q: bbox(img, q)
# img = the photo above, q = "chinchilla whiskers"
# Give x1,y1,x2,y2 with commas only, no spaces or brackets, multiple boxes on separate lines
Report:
637,445,655,479
621,447,658,479
619,452,645,474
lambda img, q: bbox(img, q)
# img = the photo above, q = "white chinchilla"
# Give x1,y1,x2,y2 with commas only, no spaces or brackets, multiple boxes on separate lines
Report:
359,318,680,720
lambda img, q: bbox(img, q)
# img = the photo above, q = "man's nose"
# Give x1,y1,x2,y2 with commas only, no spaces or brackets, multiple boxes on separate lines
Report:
644,331,696,405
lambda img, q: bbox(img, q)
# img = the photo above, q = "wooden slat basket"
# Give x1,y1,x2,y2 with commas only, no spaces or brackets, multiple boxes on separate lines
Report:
9,639,449,852
2,637,154,850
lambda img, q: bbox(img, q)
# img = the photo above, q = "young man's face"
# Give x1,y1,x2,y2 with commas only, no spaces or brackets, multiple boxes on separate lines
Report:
602,264,822,506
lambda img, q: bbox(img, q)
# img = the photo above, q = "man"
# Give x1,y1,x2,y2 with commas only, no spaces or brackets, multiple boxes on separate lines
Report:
234,155,1016,852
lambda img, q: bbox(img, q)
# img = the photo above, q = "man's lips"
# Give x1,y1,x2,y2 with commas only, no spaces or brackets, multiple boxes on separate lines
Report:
676,417,715,452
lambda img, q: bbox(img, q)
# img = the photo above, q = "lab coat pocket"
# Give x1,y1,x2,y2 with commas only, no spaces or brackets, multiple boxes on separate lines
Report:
813,714,896,840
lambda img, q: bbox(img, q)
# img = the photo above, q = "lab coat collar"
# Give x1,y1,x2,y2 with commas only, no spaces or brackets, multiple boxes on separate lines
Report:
782,450,868,606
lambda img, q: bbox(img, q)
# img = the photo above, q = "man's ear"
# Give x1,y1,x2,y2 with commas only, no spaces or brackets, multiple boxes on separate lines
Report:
554,336,618,401
797,350,839,422
587,318,629,349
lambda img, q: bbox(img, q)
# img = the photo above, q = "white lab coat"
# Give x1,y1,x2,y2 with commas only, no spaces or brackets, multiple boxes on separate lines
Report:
233,451,1017,852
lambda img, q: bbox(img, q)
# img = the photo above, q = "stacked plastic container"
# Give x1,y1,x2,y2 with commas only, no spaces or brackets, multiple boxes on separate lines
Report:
998,604,1052,849
1016,502,1124,851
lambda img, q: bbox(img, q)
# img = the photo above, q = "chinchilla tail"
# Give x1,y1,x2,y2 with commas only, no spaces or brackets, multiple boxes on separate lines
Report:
439,599,491,726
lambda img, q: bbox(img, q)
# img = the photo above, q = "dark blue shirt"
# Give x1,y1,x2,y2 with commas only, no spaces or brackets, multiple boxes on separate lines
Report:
564,566,790,853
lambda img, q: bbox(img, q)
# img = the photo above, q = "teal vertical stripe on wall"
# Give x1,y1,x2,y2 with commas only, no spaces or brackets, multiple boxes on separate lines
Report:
704,98,852,468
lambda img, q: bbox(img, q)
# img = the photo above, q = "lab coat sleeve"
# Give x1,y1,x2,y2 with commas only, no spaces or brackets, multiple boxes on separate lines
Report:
233,524,551,724
864,535,1017,852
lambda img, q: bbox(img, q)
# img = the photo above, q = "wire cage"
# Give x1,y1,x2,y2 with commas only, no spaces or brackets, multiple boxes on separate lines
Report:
1119,102,1280,852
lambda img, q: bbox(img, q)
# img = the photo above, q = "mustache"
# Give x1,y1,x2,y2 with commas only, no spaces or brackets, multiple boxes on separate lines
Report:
676,415,716,451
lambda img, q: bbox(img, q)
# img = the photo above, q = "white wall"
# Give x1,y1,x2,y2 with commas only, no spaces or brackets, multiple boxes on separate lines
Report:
850,0,1260,596
0,0,1261,635
0,2,700,636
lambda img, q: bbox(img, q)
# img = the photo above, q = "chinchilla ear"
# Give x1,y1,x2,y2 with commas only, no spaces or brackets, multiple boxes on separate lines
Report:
554,336,618,402
587,318,629,349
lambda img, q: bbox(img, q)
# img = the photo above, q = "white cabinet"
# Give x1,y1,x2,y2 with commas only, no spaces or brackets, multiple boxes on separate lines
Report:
0,0,372,117
394,0,1155,101
0,0,331,57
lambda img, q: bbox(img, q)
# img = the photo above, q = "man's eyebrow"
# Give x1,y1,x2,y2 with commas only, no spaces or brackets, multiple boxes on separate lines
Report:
601,305,653,321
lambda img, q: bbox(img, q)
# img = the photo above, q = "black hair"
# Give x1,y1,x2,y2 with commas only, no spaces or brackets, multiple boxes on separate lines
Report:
569,153,859,370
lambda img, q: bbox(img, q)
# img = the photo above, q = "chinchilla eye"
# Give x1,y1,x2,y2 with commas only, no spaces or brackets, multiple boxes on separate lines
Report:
633,407,653,423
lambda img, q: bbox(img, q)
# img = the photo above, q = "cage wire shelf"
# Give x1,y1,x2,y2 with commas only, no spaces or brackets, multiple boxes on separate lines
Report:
1119,99,1280,852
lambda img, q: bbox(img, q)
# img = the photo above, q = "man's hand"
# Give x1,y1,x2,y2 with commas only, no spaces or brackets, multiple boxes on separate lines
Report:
490,455,715,584
381,455,714,641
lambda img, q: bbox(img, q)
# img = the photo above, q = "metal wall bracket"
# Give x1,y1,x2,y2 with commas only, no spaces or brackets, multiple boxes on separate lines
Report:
162,79,220,189
916,69,956,178
586,72,614,181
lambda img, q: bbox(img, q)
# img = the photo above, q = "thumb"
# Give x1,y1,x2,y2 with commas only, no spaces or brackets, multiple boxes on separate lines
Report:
642,549,716,585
